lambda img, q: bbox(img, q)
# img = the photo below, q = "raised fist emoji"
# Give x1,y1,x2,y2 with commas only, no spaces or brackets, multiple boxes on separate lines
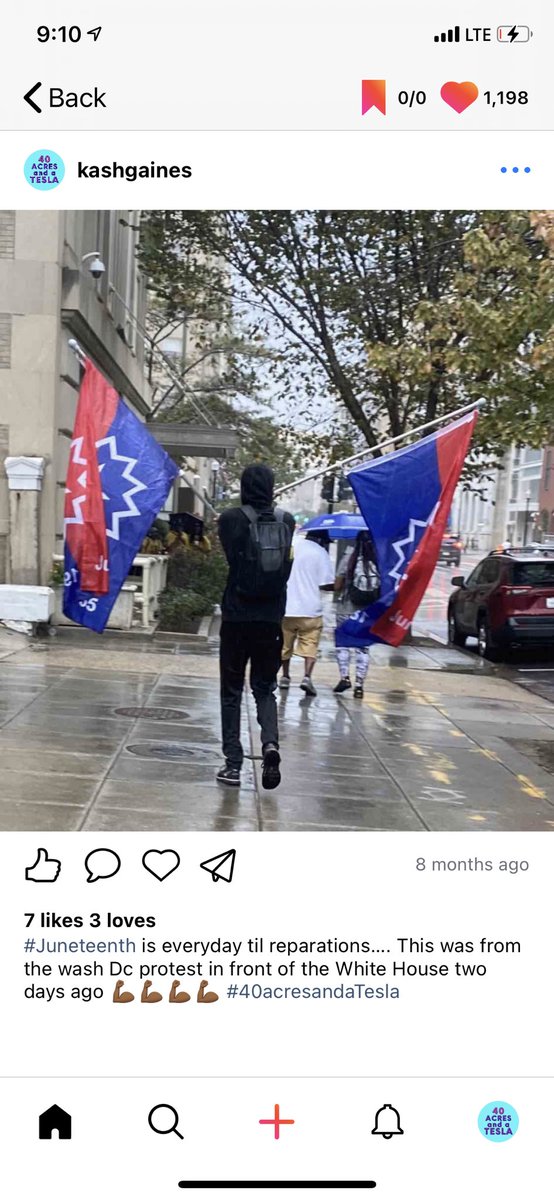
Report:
25,848,61,883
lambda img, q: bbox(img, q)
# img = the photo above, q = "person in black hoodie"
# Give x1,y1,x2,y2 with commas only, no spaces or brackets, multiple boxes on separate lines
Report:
217,464,295,789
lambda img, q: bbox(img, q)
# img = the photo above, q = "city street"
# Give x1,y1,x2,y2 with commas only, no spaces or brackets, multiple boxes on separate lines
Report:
413,552,482,643
414,555,554,705
1,589,554,831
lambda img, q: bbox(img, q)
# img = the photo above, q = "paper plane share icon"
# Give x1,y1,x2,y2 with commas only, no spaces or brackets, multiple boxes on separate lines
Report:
200,849,236,883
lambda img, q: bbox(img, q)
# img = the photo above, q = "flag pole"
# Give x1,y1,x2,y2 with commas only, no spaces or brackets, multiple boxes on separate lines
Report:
68,337,87,369
273,398,485,499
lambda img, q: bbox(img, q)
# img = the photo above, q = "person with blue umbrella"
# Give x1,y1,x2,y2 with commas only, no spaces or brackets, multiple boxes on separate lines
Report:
302,512,368,540
334,530,380,699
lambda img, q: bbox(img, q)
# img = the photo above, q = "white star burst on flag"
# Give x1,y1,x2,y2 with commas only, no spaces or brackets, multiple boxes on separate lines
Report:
389,502,440,591
64,437,88,527
96,435,147,541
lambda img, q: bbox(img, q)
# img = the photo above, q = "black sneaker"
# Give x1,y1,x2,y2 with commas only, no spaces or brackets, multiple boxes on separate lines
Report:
216,765,241,787
353,683,364,699
262,744,281,790
333,677,352,694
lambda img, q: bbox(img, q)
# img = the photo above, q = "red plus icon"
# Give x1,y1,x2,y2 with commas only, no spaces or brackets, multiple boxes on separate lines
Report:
259,1103,295,1140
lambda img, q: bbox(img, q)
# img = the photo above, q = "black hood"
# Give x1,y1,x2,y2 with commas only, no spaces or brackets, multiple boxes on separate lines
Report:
240,464,275,510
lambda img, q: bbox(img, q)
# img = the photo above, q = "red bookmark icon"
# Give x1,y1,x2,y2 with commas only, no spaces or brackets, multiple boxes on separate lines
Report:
361,79,386,116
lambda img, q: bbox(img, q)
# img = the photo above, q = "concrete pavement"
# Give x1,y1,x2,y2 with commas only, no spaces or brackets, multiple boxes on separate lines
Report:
1,621,554,832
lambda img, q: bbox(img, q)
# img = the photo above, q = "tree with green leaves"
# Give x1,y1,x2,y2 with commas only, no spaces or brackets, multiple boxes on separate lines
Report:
139,210,554,473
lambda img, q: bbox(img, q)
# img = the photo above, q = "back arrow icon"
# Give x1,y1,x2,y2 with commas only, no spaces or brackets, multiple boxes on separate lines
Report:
24,82,42,114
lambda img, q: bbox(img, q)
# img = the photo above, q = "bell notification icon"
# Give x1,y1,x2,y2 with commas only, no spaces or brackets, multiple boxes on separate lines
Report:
372,1104,404,1139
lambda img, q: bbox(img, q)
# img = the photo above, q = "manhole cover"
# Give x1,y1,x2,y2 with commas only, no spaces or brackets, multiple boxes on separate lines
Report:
125,742,219,761
114,706,188,720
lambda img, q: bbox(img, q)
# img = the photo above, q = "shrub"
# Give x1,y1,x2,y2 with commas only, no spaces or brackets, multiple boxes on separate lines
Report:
167,545,227,605
158,588,210,632
49,559,65,586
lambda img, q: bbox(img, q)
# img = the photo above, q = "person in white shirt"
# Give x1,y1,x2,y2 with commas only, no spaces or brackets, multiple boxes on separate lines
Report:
280,530,335,696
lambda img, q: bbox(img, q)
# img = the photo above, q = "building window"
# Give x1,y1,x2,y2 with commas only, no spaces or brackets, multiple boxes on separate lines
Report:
0,315,12,367
0,211,15,259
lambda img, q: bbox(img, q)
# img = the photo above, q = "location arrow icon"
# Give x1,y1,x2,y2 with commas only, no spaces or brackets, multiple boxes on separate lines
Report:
24,82,42,114
361,79,386,116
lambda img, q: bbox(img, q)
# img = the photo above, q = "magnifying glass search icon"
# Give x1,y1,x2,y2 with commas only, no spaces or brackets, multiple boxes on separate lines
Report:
148,1104,184,1139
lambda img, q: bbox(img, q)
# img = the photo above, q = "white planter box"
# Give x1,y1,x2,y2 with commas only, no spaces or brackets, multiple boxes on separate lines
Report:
0,585,54,622
53,584,137,631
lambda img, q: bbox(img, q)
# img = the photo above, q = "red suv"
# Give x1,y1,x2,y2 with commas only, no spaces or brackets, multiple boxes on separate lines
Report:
448,552,554,659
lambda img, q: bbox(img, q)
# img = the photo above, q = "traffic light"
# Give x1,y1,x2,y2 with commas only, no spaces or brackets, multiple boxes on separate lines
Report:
321,472,336,502
337,474,353,501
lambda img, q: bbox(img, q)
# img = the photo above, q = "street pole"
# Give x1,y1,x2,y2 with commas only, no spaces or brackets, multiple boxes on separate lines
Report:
327,474,336,515
523,491,531,545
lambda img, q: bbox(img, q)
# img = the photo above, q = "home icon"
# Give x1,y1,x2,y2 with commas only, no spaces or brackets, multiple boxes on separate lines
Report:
39,1104,72,1140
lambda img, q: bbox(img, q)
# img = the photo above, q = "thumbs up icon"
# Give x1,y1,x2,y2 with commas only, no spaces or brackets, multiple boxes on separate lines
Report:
25,848,61,883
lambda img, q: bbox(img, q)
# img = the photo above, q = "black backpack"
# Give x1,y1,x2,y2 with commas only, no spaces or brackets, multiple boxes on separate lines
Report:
236,505,291,599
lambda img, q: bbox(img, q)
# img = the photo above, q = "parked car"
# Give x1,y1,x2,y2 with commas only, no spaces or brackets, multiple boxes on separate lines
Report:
448,552,554,660
438,535,463,567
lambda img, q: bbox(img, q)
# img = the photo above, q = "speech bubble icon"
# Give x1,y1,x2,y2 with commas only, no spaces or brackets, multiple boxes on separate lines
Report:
85,847,121,883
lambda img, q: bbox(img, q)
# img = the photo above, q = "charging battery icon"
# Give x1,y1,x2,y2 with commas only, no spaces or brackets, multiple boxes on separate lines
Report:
497,25,532,42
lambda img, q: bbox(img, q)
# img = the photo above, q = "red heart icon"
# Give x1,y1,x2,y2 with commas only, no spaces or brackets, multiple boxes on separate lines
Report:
440,81,479,113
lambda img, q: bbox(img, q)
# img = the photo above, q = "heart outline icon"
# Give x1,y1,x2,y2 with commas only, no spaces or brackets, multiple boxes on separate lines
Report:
142,849,180,881
440,81,479,114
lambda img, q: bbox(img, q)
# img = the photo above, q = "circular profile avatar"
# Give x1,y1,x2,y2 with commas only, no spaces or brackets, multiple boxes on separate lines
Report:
24,149,65,190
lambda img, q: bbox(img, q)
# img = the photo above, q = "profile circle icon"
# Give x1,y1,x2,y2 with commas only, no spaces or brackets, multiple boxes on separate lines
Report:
24,149,65,190
478,1101,519,1142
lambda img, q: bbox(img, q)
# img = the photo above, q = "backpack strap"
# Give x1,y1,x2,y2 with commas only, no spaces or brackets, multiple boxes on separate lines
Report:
241,504,259,525
242,504,286,524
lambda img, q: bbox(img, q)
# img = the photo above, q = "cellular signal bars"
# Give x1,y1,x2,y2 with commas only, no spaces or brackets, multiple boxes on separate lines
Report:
434,26,460,43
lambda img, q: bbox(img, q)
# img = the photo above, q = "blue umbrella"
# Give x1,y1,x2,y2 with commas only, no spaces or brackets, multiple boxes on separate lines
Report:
301,511,368,539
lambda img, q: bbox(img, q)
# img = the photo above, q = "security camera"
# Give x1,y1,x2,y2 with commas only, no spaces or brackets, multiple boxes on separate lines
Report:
81,250,106,279
89,256,106,279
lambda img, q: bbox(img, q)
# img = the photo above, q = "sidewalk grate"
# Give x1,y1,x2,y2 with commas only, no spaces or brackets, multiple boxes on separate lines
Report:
113,706,188,720
125,741,219,761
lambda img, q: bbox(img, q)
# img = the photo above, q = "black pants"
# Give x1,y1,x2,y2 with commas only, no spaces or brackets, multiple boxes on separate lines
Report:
220,620,283,769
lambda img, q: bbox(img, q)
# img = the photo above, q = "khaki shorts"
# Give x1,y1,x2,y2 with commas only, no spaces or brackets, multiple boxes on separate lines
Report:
282,615,324,660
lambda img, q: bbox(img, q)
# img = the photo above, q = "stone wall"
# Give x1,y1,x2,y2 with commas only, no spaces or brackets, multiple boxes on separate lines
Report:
0,425,8,582
0,213,14,580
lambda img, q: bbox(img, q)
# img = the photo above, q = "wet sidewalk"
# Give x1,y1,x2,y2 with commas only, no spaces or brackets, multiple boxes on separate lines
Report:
1,627,554,832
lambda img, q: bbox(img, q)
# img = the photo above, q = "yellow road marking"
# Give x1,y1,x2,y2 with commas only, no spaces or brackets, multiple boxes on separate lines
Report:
430,769,451,784
517,774,547,800
475,747,501,762
403,742,427,757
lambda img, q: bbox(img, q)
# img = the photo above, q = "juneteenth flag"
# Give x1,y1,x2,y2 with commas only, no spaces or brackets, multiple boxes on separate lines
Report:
335,410,478,648
63,359,179,633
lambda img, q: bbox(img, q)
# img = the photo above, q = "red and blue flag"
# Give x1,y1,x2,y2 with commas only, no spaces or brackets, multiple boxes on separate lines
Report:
63,359,179,633
335,411,478,648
